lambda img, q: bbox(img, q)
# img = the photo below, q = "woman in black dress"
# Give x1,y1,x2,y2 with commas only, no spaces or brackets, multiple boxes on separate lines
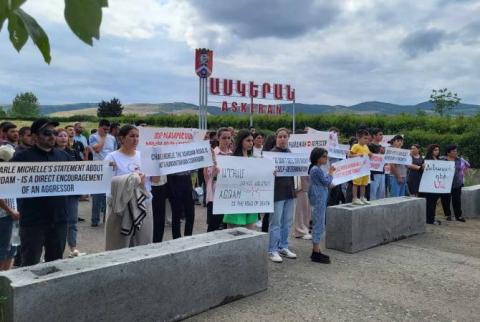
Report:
407,144,424,196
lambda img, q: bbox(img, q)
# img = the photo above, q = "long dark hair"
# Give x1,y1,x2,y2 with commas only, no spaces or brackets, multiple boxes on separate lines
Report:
308,147,328,173
262,134,276,152
425,144,440,160
233,129,253,157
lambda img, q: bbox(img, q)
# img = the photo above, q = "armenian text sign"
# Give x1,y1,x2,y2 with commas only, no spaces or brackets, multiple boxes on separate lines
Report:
419,160,455,193
262,152,310,177
384,147,412,165
331,157,371,186
213,156,275,214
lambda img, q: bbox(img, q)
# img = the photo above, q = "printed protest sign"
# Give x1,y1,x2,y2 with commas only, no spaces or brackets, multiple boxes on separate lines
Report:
262,152,310,176
142,140,213,176
138,127,207,148
331,156,371,185
288,132,329,153
369,154,385,171
0,161,112,198
327,143,349,160
384,147,412,165
419,160,455,193
213,156,275,214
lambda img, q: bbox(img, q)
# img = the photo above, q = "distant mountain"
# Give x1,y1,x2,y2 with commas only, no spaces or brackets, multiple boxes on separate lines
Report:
38,100,480,117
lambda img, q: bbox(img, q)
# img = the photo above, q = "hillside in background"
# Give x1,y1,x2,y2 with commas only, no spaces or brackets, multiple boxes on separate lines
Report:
35,100,480,117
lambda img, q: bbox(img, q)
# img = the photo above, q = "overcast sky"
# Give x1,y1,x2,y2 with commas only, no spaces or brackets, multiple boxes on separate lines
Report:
1,0,479,106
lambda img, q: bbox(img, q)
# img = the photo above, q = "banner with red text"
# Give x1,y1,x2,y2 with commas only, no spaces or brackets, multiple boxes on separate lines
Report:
369,154,385,171
419,160,455,193
138,127,207,148
288,133,329,153
331,157,371,185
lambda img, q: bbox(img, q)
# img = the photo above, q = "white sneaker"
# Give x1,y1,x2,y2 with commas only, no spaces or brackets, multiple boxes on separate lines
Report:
352,199,363,205
361,198,370,205
255,220,262,228
269,252,283,263
301,234,312,240
279,248,297,259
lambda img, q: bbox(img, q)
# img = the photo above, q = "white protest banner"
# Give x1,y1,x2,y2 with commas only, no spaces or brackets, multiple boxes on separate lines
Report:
369,154,385,171
384,147,412,165
0,161,112,198
213,156,275,214
288,132,329,153
262,152,310,177
138,127,207,148
327,143,349,160
419,160,455,193
142,140,213,176
331,156,371,185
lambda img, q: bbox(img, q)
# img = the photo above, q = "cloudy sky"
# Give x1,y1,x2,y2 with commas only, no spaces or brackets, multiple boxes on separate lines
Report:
1,0,479,106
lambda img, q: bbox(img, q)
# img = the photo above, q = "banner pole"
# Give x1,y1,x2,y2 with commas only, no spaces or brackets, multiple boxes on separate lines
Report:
292,99,296,132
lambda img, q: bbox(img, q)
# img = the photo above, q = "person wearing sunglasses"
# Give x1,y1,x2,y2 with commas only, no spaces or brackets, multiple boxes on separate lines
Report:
10,118,72,266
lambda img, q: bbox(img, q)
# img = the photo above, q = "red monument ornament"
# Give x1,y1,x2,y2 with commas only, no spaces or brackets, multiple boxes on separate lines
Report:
195,48,213,78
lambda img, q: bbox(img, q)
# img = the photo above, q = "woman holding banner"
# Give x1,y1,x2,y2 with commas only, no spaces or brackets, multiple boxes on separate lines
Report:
222,129,258,229
421,144,443,225
440,145,467,222
55,128,86,258
268,128,297,263
205,127,232,232
104,125,153,250
260,134,277,232
407,144,424,197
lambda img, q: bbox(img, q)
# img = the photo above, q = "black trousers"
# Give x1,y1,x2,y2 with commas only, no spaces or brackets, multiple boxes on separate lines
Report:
440,187,463,218
261,213,269,232
422,193,452,223
206,202,224,232
20,223,67,267
151,184,168,243
328,185,345,206
167,175,195,239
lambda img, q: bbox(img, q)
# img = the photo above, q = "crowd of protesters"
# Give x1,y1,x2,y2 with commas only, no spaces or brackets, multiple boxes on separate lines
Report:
0,119,472,271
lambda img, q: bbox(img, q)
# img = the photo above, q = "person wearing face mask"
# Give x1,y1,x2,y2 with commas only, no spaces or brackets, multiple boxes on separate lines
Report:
10,119,71,266
104,125,153,250
268,128,297,263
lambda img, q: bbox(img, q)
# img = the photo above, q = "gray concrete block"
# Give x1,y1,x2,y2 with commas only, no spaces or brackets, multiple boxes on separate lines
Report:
0,228,268,322
326,197,426,253
460,185,480,218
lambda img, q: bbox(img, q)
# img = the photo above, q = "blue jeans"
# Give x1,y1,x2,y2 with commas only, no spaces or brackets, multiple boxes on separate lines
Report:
389,176,406,197
67,196,79,248
311,202,326,245
91,194,106,225
370,174,386,200
268,199,294,253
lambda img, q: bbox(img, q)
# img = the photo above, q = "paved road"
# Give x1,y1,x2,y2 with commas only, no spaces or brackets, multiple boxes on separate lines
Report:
75,200,480,322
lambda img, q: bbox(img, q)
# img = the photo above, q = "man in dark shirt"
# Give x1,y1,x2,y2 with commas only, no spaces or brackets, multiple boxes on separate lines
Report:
11,118,71,266
368,128,386,200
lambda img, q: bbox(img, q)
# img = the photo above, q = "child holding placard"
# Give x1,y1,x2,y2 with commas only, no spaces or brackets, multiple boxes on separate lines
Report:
308,147,335,264
349,129,372,205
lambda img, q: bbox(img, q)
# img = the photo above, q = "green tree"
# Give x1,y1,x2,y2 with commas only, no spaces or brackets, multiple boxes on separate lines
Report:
0,105,6,117
0,0,108,64
11,92,40,117
430,88,461,116
97,97,123,117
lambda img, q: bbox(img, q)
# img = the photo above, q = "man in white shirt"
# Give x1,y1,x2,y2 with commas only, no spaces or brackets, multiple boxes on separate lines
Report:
88,119,117,226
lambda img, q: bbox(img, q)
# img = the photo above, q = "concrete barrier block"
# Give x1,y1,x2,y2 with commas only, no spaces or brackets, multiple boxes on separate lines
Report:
326,197,426,253
0,228,268,322
460,185,480,218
